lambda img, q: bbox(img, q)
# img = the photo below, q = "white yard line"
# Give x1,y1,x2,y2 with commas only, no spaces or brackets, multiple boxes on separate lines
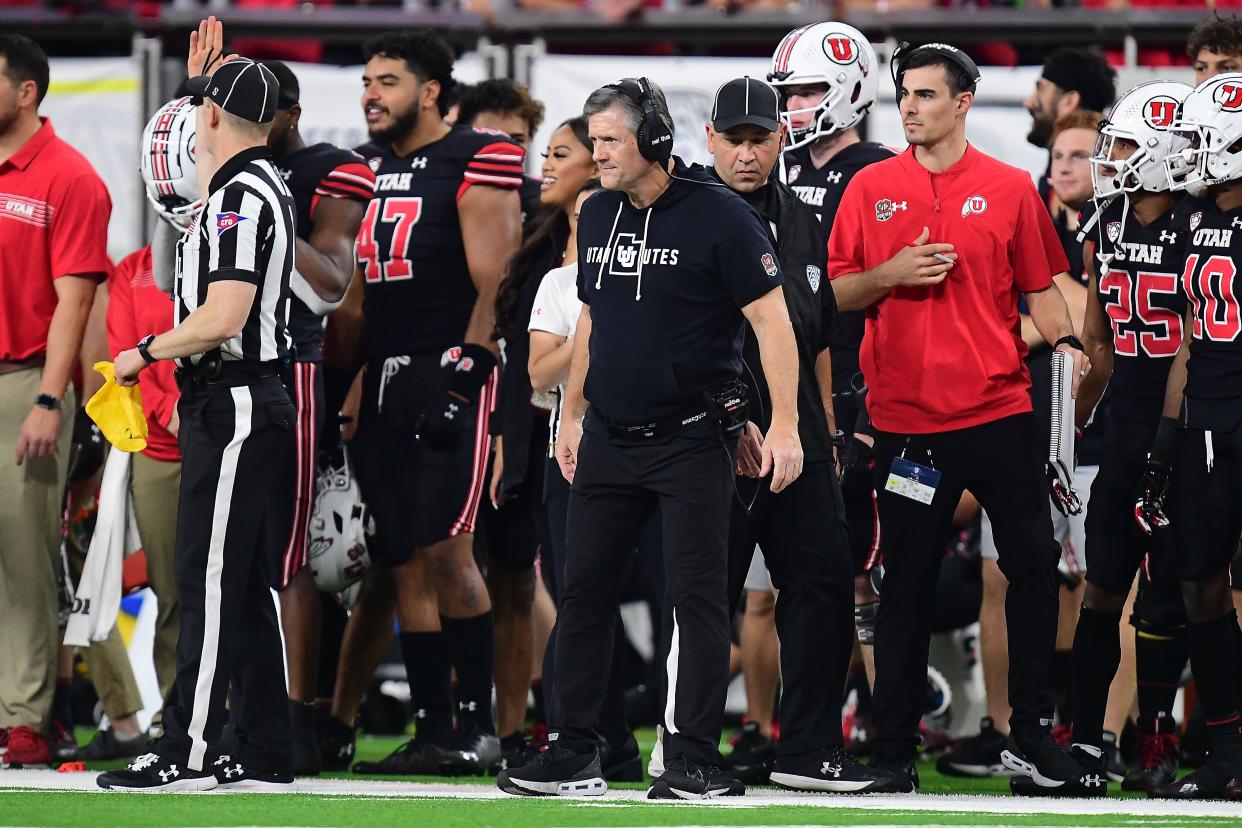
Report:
2,771,1241,820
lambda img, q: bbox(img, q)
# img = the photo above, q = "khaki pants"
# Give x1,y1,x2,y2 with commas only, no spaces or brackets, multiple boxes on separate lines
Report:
131,451,181,714
0,369,74,730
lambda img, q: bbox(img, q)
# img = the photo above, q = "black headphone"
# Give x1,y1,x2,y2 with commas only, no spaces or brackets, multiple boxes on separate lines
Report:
605,77,674,163
890,42,982,104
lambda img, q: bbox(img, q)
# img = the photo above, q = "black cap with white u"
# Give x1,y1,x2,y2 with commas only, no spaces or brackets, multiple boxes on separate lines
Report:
184,58,279,125
711,76,781,133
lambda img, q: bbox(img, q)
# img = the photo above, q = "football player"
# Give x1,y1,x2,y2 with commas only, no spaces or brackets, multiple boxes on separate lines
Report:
331,30,524,777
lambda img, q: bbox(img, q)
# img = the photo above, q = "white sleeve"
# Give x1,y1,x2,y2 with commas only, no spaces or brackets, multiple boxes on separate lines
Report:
289,266,344,316
529,267,572,336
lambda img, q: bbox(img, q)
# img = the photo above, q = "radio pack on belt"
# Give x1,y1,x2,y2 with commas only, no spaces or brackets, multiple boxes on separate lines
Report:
704,379,749,435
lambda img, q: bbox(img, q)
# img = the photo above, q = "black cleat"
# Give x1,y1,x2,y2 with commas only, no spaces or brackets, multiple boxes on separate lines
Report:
936,717,1015,778
648,756,714,800
1122,717,1180,793
212,754,294,790
440,723,502,776
1002,729,1107,797
868,756,919,792
497,739,607,797
290,701,322,777
97,752,217,792
1102,730,1126,783
771,746,896,793
600,734,643,783
724,722,775,785
1149,737,1242,801
352,739,450,775
701,764,746,796
316,712,356,772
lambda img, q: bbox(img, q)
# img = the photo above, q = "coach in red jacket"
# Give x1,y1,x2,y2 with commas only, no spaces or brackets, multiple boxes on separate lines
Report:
828,44,1095,796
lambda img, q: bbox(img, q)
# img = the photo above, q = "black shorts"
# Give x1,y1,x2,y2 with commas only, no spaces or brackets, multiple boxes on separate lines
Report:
354,352,497,564
273,360,325,590
474,444,545,574
1171,423,1242,582
1083,415,1175,596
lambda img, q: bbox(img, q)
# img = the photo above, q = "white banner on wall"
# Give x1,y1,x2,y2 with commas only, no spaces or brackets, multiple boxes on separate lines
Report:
43,58,143,260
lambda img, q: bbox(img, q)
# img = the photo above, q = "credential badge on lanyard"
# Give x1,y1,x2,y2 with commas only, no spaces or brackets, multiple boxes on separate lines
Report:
884,440,941,505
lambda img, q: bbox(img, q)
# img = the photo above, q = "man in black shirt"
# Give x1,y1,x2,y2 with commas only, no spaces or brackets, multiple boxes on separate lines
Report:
455,79,545,222
259,60,375,777
101,21,297,791
498,77,802,800
697,76,894,794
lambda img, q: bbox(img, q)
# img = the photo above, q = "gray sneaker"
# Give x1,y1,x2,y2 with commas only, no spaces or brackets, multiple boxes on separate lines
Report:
77,728,147,761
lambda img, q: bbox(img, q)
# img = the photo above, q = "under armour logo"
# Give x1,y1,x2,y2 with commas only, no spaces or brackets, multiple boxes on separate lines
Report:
214,754,232,766
459,701,478,712
414,708,427,719
223,764,243,778
1232,218,1242,229
1082,773,1103,786
826,171,842,184
1180,781,1199,793
411,157,428,170
1159,231,1177,243
444,403,459,420
821,761,843,778
131,753,159,771
158,765,180,782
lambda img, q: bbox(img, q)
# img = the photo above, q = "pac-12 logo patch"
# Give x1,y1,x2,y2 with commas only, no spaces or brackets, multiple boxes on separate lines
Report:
806,264,822,293
215,212,248,235
1144,96,1179,128
787,164,802,184
761,252,779,278
1215,82,1242,112
961,195,988,217
874,198,907,222
1106,221,1122,242
823,36,858,65
1190,211,1204,231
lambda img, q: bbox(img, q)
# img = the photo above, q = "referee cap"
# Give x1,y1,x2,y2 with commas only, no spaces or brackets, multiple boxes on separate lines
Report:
711,76,780,133
185,58,279,124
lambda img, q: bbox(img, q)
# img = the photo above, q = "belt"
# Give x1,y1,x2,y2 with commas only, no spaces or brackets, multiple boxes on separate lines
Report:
0,356,45,376
604,408,711,442
175,359,282,389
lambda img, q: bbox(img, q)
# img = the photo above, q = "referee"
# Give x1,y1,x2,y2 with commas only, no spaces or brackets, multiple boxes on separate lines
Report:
99,23,297,792
828,44,1094,795
499,78,802,800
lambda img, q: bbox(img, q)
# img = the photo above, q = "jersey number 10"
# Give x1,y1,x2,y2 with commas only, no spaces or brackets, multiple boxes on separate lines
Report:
1181,254,1242,342
357,197,422,283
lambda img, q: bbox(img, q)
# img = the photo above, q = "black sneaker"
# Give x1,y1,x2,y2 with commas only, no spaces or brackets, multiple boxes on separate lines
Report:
1123,717,1181,793
76,728,148,761
317,712,356,772
440,723,502,776
97,752,217,792
601,734,643,783
867,755,918,792
290,701,321,777
648,755,712,800
725,722,775,785
492,732,533,775
1102,730,1126,783
702,764,746,796
771,746,897,793
1149,761,1235,799
497,739,607,797
1002,729,1106,797
937,717,1014,778
212,754,294,790
352,739,450,775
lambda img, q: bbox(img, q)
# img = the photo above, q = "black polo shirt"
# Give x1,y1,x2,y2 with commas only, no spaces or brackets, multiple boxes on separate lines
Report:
576,160,783,427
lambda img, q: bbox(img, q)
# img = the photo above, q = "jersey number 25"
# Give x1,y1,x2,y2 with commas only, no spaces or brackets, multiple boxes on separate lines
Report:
357,197,422,283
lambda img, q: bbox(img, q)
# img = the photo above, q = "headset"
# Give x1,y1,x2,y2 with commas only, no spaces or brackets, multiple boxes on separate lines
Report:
890,42,982,104
605,77,675,163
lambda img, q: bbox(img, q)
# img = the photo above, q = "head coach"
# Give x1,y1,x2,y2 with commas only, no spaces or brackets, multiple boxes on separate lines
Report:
498,77,802,800
100,18,298,791
692,76,894,793
827,44,1096,795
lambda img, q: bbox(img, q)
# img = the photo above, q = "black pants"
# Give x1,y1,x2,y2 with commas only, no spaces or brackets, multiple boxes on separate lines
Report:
555,417,735,765
159,372,295,773
725,464,855,757
870,413,1059,762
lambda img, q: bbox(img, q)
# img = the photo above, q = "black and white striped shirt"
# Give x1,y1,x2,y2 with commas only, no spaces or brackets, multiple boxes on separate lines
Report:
174,146,295,368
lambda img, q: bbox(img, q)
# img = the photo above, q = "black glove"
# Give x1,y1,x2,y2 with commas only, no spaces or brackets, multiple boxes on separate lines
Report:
839,434,875,491
1134,416,1180,535
415,344,497,451
68,407,105,482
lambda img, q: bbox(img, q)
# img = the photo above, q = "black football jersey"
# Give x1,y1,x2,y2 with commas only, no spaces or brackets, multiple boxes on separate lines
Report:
1085,197,1187,426
1177,198,1242,425
783,140,895,397
275,142,375,362
355,126,525,358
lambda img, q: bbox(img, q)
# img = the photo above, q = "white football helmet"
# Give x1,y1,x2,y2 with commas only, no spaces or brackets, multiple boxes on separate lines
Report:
140,96,200,232
767,22,879,149
307,452,373,594
1091,81,1192,198
1167,72,1242,194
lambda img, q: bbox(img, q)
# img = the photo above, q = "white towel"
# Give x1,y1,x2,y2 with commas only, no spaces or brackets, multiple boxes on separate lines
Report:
64,449,143,646
1047,351,1083,516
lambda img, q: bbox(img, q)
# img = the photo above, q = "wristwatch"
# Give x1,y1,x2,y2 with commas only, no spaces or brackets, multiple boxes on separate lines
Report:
34,393,59,411
137,334,158,365
1053,334,1085,352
